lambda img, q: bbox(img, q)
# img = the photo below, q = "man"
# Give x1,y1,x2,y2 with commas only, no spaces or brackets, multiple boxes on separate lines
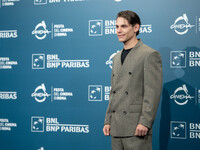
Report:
103,10,163,150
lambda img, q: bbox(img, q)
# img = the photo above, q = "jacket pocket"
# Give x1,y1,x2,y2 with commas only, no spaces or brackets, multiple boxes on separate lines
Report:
129,104,142,113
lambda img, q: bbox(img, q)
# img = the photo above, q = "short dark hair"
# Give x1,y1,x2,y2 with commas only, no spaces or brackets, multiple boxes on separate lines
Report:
117,10,141,36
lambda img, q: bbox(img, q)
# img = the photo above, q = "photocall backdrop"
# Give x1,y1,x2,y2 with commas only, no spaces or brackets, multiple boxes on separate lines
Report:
0,0,200,150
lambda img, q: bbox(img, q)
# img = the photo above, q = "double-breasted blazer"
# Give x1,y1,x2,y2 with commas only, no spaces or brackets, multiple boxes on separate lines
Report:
104,39,163,137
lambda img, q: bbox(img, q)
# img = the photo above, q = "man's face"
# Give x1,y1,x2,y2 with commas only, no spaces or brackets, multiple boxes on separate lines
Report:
116,17,139,43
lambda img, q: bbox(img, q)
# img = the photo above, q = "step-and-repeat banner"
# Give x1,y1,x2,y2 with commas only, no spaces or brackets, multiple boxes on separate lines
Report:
0,0,200,150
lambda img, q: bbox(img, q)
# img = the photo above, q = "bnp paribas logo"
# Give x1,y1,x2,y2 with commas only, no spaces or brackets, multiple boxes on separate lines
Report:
171,121,187,139
89,20,103,36
34,0,47,5
32,54,45,69
31,116,44,132
170,51,186,68
88,85,102,101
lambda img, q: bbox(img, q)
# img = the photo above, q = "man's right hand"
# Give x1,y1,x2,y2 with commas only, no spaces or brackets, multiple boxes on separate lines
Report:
103,125,110,136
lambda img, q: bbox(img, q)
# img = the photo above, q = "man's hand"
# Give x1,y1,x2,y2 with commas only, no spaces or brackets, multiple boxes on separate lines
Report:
134,124,149,136
103,125,110,136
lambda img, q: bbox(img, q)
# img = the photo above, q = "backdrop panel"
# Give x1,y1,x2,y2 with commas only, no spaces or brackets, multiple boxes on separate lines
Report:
0,0,200,150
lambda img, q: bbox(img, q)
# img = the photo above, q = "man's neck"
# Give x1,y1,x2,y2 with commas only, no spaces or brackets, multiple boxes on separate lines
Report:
123,38,138,50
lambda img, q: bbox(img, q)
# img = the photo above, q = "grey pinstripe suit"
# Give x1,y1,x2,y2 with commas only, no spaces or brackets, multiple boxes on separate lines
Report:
104,39,163,149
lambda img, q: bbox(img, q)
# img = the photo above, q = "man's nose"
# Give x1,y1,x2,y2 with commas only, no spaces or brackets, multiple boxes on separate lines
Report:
117,27,122,33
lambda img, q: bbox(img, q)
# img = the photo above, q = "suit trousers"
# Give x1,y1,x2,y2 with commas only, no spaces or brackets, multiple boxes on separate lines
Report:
111,135,152,150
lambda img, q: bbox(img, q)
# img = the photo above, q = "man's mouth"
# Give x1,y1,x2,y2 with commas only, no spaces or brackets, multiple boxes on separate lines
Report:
118,35,125,38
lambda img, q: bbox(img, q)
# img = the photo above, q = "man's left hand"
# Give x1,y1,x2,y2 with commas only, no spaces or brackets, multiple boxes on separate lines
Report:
134,124,149,136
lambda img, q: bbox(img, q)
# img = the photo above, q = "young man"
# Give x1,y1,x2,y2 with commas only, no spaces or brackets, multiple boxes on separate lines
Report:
103,10,163,150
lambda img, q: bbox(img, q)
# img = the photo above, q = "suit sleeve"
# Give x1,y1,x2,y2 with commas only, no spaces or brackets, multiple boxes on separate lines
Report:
138,51,163,129
104,56,115,125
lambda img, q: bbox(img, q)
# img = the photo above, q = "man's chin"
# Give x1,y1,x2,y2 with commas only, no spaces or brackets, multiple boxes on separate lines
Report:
118,40,127,44
118,39,124,43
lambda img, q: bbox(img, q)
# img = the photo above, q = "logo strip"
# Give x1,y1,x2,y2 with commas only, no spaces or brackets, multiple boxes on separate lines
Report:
0,92,16,93
52,23,54,39
0,30,17,32
195,88,197,106
46,124,89,127
47,60,89,62
196,16,198,34
51,86,53,102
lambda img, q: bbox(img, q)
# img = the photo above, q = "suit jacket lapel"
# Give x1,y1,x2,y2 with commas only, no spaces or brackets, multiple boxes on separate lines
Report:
114,50,123,74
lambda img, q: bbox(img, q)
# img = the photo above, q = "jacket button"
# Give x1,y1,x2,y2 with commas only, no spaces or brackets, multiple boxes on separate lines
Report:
113,74,115,77
113,91,116,94
123,111,127,115
125,91,128,95
129,72,132,75
112,110,115,113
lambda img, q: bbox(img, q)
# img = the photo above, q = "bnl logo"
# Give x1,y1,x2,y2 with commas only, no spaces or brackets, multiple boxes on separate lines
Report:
32,54,45,69
171,121,187,139
170,51,186,68
89,20,103,36
34,0,47,5
88,85,102,101
31,116,44,132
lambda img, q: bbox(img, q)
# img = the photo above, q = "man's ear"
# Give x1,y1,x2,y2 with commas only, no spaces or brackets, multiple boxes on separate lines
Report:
133,24,140,33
